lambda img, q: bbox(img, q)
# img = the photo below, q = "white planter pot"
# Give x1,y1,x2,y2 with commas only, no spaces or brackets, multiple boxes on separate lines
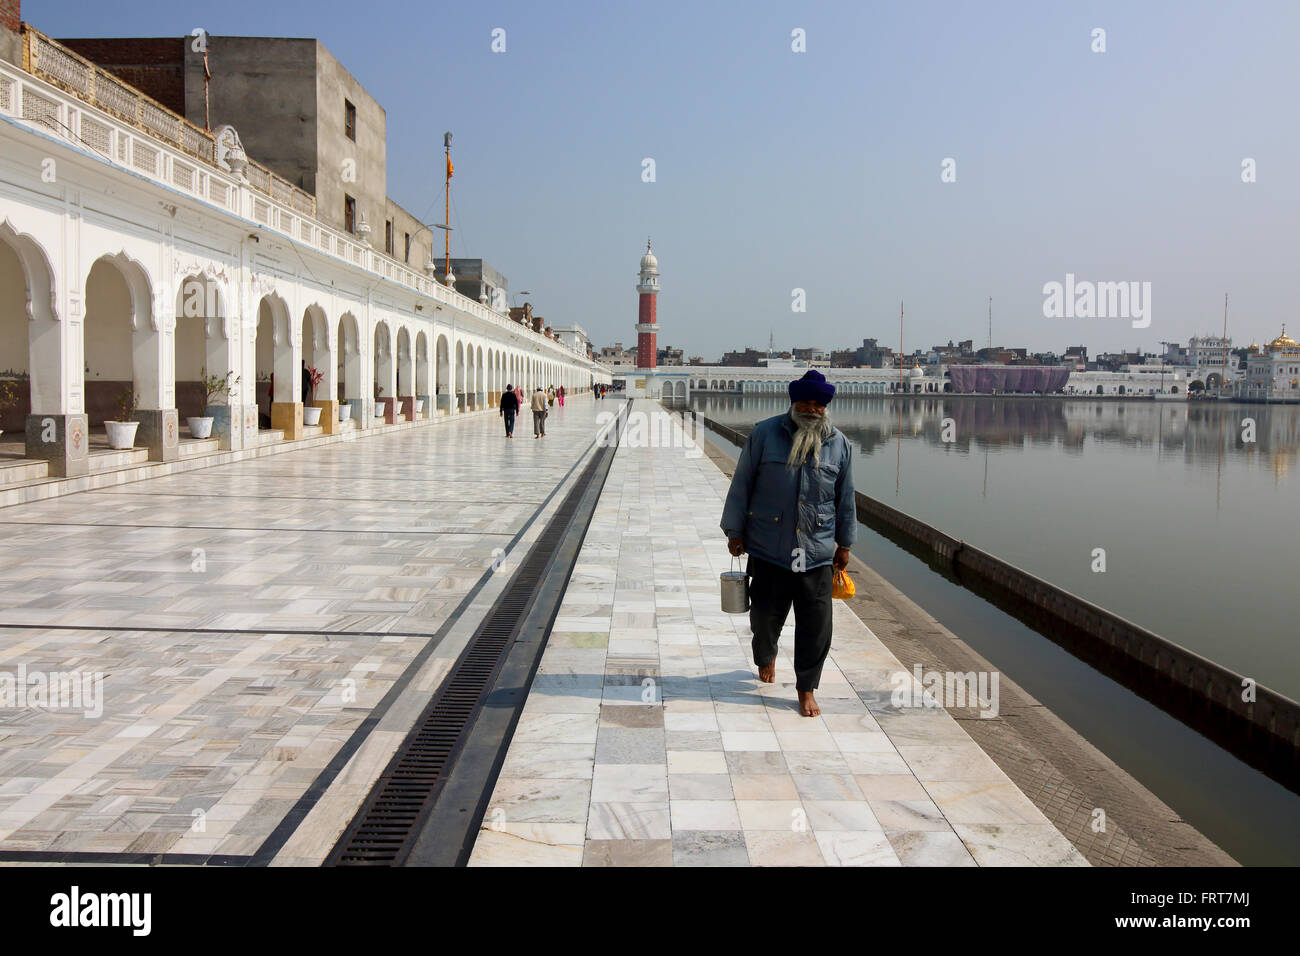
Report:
187,416,214,439
303,405,323,426
105,420,139,450
414,400,424,414
338,404,352,421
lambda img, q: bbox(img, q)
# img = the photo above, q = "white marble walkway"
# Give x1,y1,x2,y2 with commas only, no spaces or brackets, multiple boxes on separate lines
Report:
469,400,1088,866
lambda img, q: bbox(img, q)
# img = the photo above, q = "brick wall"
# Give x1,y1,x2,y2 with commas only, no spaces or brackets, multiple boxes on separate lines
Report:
0,1,19,34
56,37,186,114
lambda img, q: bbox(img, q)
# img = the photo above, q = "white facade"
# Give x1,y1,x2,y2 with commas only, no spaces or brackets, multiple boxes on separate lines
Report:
1238,329,1300,401
0,50,608,475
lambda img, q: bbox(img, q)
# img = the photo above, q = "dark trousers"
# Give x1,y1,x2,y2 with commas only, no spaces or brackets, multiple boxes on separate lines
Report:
503,409,515,435
748,557,833,691
533,410,546,436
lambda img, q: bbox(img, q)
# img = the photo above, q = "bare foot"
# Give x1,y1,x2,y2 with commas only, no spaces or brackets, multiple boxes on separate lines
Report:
757,663,776,683
797,690,820,717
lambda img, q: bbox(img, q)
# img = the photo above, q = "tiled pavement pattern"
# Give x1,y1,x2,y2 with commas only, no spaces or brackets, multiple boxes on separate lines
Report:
469,400,1089,867
0,401,608,858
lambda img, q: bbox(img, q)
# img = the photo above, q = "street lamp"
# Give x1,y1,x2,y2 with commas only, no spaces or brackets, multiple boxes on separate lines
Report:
412,221,453,276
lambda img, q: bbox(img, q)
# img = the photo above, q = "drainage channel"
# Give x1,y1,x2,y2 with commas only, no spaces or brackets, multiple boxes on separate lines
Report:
326,401,626,866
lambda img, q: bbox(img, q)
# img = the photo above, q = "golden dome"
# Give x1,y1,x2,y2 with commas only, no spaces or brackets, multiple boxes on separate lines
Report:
1267,325,1298,351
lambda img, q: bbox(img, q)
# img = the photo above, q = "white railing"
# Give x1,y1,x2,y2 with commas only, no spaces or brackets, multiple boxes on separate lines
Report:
0,47,605,373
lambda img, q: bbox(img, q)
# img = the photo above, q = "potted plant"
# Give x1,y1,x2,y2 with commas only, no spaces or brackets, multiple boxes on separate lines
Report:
373,384,386,420
303,365,324,425
191,369,239,439
413,398,424,416
0,379,18,441
106,387,139,449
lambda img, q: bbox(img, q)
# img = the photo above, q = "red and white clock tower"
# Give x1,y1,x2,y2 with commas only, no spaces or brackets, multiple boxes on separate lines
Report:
635,238,659,371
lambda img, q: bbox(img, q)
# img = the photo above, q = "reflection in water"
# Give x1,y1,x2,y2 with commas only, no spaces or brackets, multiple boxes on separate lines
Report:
697,394,1300,471
693,395,1300,700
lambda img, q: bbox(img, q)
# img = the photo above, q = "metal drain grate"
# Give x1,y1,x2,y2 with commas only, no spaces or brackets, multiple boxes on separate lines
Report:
327,405,625,865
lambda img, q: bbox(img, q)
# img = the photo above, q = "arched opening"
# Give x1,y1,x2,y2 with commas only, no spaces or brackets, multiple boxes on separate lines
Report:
396,326,413,420
174,272,229,442
85,253,158,450
337,312,362,424
455,341,466,411
436,335,450,414
373,321,393,423
475,345,485,409
255,293,293,435
302,304,330,428
0,223,60,466
415,331,430,418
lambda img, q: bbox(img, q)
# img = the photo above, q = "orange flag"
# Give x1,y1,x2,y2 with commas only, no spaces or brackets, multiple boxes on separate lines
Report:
446,154,454,179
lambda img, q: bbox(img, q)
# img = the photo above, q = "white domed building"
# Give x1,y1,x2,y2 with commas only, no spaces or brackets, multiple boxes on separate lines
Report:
1239,326,1300,402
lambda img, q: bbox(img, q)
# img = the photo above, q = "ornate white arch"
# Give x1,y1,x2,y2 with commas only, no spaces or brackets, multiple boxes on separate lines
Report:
0,218,58,324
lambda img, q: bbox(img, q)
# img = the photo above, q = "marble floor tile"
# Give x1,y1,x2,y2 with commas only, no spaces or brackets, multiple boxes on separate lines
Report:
888,829,977,867
586,802,671,840
816,830,901,867
671,830,750,866
736,800,805,831
583,839,674,867
668,774,735,800
666,751,729,775
926,781,1047,825
669,800,742,831
591,764,668,803
744,830,825,867
952,823,1089,866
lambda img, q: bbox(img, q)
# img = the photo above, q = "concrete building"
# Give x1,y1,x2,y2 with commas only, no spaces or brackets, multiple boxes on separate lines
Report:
597,342,637,369
59,36,388,239
449,259,509,310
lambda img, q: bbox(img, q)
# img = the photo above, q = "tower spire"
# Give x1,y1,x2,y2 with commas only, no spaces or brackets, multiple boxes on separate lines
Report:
635,238,660,371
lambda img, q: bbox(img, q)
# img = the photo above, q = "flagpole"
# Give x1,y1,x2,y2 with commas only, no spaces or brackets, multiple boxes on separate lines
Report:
443,131,452,283
203,48,211,132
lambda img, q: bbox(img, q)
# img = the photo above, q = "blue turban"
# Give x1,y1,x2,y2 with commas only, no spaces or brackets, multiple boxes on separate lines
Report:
789,369,835,405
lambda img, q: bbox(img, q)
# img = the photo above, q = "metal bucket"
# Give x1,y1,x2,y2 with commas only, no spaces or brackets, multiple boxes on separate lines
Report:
720,559,749,614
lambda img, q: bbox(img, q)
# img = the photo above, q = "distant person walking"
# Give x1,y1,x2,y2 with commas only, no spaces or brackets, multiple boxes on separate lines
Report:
557,385,565,407
720,370,856,717
530,386,548,438
514,383,524,409
301,360,311,404
499,382,519,438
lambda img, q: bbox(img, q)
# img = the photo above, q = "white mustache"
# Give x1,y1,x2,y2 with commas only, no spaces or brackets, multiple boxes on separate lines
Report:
788,409,831,468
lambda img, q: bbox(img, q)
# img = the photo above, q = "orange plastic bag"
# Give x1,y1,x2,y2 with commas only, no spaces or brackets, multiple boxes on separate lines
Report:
832,568,855,599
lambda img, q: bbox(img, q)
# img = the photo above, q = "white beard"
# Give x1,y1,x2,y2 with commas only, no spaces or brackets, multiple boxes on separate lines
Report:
787,409,832,469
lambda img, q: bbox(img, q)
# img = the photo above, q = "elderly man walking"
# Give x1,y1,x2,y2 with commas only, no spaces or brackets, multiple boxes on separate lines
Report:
720,370,856,717
530,385,549,438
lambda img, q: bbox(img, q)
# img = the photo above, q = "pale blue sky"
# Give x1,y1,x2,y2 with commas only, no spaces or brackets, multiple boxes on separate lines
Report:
32,0,1300,357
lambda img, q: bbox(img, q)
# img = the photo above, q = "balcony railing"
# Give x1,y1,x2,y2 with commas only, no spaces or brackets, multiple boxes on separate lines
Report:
21,25,314,216
1,29,601,370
